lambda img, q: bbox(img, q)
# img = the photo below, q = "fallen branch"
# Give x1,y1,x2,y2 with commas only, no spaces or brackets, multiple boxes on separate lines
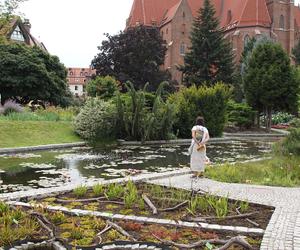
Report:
98,200,125,205
29,212,54,239
142,194,158,215
187,211,259,222
216,236,253,250
96,224,112,244
158,201,189,212
56,197,105,204
107,221,137,241
236,208,260,227
153,234,253,249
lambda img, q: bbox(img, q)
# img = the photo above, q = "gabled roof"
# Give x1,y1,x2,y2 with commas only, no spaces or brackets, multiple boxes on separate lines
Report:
127,0,272,30
0,17,47,51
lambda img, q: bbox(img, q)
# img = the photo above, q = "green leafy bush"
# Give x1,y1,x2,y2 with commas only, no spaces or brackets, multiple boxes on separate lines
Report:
169,83,232,137
290,118,300,128
74,98,117,141
227,100,255,129
274,128,300,156
86,76,120,99
272,112,294,125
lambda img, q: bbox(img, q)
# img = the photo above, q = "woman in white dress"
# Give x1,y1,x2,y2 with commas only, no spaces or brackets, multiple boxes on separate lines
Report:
190,116,210,177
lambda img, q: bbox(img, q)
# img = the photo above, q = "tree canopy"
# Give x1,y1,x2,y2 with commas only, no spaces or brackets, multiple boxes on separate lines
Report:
91,25,169,91
86,75,120,99
0,43,72,106
181,0,234,86
292,39,300,66
244,42,299,131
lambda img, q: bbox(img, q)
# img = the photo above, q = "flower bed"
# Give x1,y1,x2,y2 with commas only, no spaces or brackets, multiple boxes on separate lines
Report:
1,182,274,249
31,182,273,229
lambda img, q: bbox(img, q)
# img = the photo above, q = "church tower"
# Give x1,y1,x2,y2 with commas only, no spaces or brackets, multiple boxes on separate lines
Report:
266,0,295,53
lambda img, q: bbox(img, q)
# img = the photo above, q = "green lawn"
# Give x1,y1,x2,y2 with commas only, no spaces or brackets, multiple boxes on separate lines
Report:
205,155,300,187
0,121,82,148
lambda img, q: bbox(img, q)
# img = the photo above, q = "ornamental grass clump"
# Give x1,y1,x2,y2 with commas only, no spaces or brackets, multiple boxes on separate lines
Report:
105,183,124,200
2,100,23,115
73,186,88,198
92,183,103,196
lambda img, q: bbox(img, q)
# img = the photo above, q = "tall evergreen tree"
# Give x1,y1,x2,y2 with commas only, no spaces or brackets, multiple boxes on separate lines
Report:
181,0,234,86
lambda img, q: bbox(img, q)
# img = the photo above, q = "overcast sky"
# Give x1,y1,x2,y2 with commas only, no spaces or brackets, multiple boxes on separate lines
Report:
20,0,133,68
20,0,300,68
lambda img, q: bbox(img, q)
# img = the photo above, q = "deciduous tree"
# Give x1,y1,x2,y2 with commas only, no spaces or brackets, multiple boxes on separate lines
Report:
244,42,299,131
91,25,169,91
0,43,72,106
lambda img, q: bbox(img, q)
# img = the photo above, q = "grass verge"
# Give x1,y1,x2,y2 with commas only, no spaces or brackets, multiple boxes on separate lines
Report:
205,155,300,187
0,121,82,148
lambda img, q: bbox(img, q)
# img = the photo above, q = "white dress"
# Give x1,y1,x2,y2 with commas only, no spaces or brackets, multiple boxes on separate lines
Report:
190,125,209,172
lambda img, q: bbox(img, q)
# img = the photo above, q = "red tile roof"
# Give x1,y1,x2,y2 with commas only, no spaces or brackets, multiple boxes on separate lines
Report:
127,0,272,29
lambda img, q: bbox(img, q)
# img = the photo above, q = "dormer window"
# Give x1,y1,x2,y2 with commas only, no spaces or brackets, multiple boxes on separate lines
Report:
10,26,25,42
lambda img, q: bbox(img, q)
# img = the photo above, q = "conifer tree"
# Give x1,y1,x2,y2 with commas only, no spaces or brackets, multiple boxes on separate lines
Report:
292,39,300,66
181,0,234,86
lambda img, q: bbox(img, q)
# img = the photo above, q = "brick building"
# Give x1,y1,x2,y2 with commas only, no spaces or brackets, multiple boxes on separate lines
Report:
67,68,95,97
126,0,300,84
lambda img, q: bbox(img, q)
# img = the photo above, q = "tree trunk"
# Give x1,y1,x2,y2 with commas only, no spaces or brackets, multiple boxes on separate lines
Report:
266,107,272,132
256,112,260,128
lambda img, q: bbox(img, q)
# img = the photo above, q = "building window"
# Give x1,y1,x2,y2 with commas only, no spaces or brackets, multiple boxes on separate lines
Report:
180,43,186,55
10,25,25,42
244,34,250,48
166,28,169,35
69,72,73,76
279,15,284,29
183,12,185,18
161,31,164,37
75,86,78,91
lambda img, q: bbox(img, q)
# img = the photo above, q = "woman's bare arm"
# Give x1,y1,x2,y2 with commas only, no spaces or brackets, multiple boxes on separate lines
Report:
201,131,210,144
192,130,200,145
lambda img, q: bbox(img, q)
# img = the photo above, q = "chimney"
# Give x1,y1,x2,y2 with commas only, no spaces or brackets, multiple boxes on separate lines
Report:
23,19,31,33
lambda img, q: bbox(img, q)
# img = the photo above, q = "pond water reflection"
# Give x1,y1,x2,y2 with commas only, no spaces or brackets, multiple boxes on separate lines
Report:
0,140,273,193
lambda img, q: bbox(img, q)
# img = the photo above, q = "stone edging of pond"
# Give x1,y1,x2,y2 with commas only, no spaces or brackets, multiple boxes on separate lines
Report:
0,129,286,154
6,200,265,236
0,142,86,155
0,169,192,202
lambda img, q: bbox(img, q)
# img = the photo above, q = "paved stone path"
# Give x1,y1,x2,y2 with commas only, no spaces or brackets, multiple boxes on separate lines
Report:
147,175,300,250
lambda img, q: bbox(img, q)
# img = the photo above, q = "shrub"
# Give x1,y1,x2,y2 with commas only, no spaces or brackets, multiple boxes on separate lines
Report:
86,76,120,99
2,100,23,115
227,100,255,129
116,82,176,141
274,128,300,156
74,98,117,141
290,118,300,128
272,112,294,125
168,83,232,138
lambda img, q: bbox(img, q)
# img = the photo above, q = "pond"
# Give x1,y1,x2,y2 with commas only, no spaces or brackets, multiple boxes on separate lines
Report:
0,140,273,194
